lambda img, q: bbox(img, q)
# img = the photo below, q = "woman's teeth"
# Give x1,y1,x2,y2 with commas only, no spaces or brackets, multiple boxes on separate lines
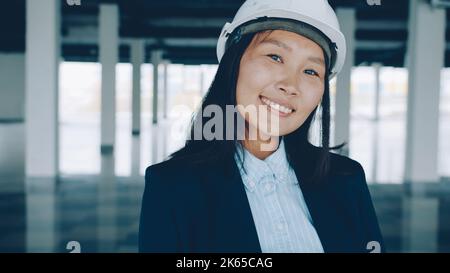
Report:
260,97,294,114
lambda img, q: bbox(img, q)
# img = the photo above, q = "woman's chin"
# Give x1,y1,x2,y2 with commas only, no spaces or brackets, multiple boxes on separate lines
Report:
259,125,295,138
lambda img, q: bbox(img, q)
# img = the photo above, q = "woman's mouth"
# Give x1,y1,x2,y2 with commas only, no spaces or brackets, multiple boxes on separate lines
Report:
259,95,295,117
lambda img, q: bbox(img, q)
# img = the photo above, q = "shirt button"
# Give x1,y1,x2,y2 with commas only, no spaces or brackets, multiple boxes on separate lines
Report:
265,183,273,191
248,180,256,188
277,223,284,230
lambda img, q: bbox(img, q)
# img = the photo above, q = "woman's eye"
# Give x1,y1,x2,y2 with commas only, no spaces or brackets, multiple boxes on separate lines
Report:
304,69,319,77
267,54,282,63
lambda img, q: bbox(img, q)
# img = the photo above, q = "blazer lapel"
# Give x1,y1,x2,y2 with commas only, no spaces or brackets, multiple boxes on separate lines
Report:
201,157,262,253
199,152,352,253
292,164,354,253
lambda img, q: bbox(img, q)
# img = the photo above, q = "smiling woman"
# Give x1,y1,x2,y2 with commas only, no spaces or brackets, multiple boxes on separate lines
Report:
139,0,384,253
236,30,327,157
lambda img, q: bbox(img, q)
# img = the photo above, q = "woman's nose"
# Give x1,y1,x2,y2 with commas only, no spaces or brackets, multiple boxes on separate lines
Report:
277,72,299,96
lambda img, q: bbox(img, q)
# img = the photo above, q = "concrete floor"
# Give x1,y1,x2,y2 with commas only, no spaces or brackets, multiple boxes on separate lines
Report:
0,118,449,252
1,165,450,252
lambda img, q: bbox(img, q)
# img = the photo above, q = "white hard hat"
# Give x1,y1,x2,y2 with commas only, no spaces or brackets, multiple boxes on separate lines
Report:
216,0,346,78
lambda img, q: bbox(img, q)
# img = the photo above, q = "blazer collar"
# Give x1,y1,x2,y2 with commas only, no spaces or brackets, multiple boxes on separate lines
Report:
202,152,345,253
201,155,263,252
234,139,293,192
290,157,351,253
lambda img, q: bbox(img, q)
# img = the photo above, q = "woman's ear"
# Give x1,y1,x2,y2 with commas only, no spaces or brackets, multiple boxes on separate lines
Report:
317,98,324,107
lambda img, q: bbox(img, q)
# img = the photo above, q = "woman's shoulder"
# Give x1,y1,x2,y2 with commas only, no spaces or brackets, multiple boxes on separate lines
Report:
145,157,193,181
142,156,226,206
328,151,365,177
304,145,367,188
323,151,369,194
303,144,365,179
144,155,215,186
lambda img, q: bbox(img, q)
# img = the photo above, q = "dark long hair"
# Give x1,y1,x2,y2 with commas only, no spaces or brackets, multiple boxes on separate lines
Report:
169,31,345,184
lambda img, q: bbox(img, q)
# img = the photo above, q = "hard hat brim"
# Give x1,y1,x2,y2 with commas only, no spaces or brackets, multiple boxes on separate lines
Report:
217,9,346,78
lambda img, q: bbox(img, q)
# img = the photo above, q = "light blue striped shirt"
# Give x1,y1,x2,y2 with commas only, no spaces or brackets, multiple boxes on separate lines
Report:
234,139,324,253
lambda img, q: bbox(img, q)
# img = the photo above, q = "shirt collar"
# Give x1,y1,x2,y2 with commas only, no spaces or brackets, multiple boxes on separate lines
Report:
234,138,294,192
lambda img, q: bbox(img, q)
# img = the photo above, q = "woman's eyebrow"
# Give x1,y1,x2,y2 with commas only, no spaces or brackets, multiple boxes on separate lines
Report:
308,56,325,66
260,38,292,52
260,38,325,66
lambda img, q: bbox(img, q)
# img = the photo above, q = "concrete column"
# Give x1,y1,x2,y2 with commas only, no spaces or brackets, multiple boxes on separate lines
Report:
131,40,144,135
25,0,60,177
151,124,159,165
335,8,356,157
372,63,382,183
200,65,205,96
0,54,26,191
402,196,438,252
100,4,119,153
404,0,445,183
0,54,25,122
163,61,169,119
162,122,168,161
131,136,141,177
373,63,382,122
152,50,163,124
26,178,57,252
97,153,117,252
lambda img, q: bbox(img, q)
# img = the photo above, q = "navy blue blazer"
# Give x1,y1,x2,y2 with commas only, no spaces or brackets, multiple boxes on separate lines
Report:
139,148,384,253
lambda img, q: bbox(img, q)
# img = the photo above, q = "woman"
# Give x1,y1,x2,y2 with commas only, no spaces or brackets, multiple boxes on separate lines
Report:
139,0,384,253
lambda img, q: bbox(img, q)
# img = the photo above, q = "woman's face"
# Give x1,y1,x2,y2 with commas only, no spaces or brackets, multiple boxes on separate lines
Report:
236,30,326,138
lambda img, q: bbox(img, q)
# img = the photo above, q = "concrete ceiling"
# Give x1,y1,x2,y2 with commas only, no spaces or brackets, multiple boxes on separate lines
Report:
1,0,449,66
